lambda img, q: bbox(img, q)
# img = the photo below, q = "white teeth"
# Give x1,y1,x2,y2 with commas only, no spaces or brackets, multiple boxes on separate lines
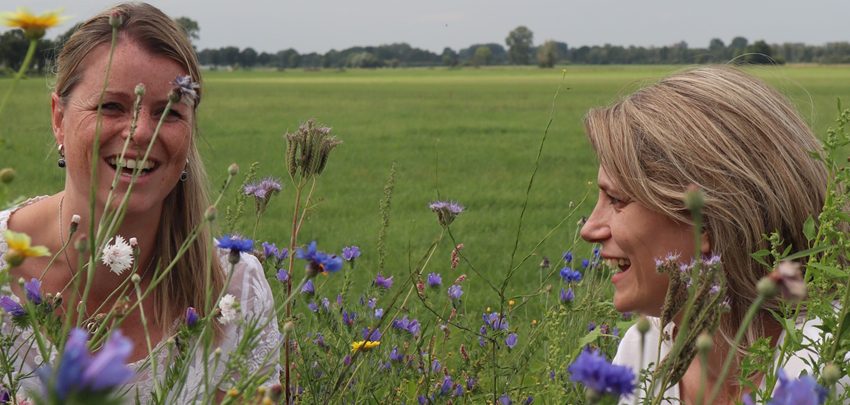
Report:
107,157,154,170
606,258,631,271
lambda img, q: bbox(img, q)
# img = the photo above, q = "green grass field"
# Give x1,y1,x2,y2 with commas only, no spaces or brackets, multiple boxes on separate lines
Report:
2,65,850,306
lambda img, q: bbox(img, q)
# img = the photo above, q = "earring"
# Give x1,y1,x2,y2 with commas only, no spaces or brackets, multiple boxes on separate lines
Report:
180,162,188,182
57,144,66,168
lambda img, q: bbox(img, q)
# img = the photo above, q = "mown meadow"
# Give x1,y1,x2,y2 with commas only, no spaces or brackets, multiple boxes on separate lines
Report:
2,65,850,402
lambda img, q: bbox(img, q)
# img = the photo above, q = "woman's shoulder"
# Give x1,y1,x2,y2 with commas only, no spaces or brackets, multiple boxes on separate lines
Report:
0,196,51,259
218,251,274,317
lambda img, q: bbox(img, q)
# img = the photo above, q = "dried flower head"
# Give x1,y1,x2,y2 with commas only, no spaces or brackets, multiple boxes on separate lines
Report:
284,119,342,179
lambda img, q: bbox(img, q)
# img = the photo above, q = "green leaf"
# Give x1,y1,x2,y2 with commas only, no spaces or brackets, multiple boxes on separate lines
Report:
803,216,816,242
751,249,771,267
578,328,601,347
782,245,832,262
807,262,846,279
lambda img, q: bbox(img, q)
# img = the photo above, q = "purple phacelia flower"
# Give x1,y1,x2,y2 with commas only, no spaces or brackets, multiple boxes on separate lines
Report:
342,310,356,327
390,347,404,362
342,246,361,261
431,359,441,373
374,273,393,289
454,384,464,397
367,297,377,309
499,394,512,405
308,301,319,313
429,200,464,226
243,177,282,201
374,308,384,319
440,375,453,395
427,272,442,288
568,348,636,399
262,242,288,263
484,312,509,331
466,377,476,390
448,284,463,300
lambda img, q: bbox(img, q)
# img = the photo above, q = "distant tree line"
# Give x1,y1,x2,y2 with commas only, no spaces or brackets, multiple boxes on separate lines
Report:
4,20,850,75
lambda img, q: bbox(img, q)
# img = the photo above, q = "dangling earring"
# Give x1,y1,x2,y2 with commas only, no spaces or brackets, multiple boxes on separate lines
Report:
180,161,188,182
57,144,66,168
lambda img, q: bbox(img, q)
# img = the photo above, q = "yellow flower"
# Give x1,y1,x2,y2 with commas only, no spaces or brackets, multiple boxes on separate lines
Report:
351,340,381,353
1,8,67,40
3,230,50,268
508,299,516,306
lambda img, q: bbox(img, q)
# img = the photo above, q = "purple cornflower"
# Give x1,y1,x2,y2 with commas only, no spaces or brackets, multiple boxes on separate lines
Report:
390,347,404,362
342,310,356,327
755,369,827,405
440,375,453,395
563,251,573,263
185,307,199,327
301,279,315,295
171,75,200,102
243,177,282,201
484,312,509,331
262,242,288,263
560,287,575,304
43,328,134,400
559,267,582,283
429,200,464,226
342,246,361,262
0,296,24,317
427,272,442,288
276,269,290,282
448,284,463,300
505,333,518,349
391,316,421,336
216,234,253,253
568,348,636,399
362,327,382,341
374,273,393,289
499,394,512,405
24,278,42,305
296,241,343,275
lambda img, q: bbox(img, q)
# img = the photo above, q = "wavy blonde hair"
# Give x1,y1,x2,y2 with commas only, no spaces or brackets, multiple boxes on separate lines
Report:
54,2,224,336
584,65,827,346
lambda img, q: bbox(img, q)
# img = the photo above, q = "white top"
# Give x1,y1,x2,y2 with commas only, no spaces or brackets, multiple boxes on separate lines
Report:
0,197,281,403
613,316,847,404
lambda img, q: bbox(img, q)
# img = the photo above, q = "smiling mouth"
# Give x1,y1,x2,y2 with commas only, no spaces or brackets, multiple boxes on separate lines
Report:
105,156,158,176
606,258,631,273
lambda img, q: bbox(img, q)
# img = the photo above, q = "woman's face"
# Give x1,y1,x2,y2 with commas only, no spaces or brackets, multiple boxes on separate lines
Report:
580,166,707,316
51,37,194,214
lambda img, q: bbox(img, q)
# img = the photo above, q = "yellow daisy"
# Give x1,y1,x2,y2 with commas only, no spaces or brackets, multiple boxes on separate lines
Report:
351,340,380,353
1,8,67,40
3,230,50,268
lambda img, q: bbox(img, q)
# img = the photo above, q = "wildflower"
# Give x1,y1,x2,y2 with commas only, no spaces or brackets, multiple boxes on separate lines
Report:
361,327,382,341
262,242,288,263
466,377,476,391
539,256,550,270
523,396,534,405
301,280,315,295
505,333,518,349
366,297,377,309
759,369,826,405
448,284,463,300
451,243,464,269
351,340,380,353
588,322,596,331
568,348,636,399
440,375,453,395
563,251,573,263
429,200,464,226
321,298,330,311
185,307,199,327
766,261,807,302
390,347,404,362
342,246,361,262
374,273,393,289
217,294,239,325
296,241,343,276
0,296,24,317
499,394,512,405
284,119,342,178
431,359,441,373
342,310,356,326
560,287,574,304
313,333,326,348
101,235,133,275
3,230,49,268
559,267,582,283
391,316,421,336
24,278,42,305
374,308,384,319
171,75,200,105
427,272,442,288
1,8,66,40
41,328,133,400
484,312,509,331
454,384,464,397
343,355,351,366
581,258,590,268
217,234,253,265
276,269,289,282
307,301,319,313
243,177,282,212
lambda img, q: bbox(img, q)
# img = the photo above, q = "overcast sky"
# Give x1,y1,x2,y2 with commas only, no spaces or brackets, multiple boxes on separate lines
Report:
9,0,850,54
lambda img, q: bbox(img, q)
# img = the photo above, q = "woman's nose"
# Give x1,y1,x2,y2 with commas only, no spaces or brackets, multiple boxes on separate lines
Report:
580,201,610,243
125,111,156,146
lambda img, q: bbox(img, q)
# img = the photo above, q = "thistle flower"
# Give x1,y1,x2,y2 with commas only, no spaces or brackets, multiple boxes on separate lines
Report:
24,278,42,304
1,8,66,40
342,246,361,262
351,340,380,353
505,333,518,349
171,75,200,105
185,307,199,327
217,294,239,325
3,230,49,268
374,273,393,289
427,273,442,288
101,235,133,275
0,296,24,317
429,201,464,227
568,348,635,400
448,284,463,300
296,241,343,276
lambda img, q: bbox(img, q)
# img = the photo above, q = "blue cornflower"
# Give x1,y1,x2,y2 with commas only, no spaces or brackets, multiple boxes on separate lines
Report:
42,328,134,400
262,242,288,263
185,307,199,327
760,369,827,405
560,287,575,303
559,267,583,283
391,316,421,336
581,258,590,268
440,375,453,395
374,273,393,289
296,241,343,275
568,348,636,399
427,272,442,288
276,269,290,283
362,327,382,341
505,333,518,349
24,278,42,304
448,284,463,300
216,234,253,253
0,296,24,317
301,279,315,295
342,246,361,262
563,251,573,263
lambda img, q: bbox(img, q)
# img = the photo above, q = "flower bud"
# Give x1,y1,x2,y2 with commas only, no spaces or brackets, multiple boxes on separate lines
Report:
134,84,146,96
69,214,81,233
696,332,713,353
823,363,842,386
129,237,138,247
684,184,704,212
168,89,181,104
756,277,778,298
130,274,141,284
636,316,651,335
283,321,296,335
539,256,550,270
228,163,239,176
108,11,124,28
0,168,15,184
205,206,217,221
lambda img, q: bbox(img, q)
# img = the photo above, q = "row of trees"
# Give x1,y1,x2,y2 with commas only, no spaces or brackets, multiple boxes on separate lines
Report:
3,20,850,74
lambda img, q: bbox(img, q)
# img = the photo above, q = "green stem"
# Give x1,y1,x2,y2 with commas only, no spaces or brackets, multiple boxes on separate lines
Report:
0,39,37,124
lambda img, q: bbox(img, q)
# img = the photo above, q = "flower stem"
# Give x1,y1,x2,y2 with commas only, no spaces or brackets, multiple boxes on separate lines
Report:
0,39,37,128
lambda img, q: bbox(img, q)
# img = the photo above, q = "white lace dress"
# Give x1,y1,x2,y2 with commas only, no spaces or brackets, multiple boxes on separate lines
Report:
0,197,281,403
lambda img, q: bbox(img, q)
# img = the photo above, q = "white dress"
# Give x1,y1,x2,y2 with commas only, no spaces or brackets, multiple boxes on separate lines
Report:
613,316,848,404
0,197,281,403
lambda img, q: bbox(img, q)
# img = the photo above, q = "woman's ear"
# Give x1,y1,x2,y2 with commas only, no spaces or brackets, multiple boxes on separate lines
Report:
51,93,64,145
700,230,711,255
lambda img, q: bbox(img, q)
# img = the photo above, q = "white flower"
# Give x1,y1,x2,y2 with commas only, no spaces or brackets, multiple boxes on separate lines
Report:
101,235,134,275
218,293,239,325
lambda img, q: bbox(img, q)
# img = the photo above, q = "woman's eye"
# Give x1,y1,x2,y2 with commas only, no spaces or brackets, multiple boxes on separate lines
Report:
99,102,122,112
607,194,628,209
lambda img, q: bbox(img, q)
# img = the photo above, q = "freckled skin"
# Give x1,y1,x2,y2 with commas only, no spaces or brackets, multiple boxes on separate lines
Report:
580,166,707,316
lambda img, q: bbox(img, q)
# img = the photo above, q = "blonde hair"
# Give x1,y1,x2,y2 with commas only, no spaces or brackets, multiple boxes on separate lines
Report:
585,65,827,346
54,3,224,336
